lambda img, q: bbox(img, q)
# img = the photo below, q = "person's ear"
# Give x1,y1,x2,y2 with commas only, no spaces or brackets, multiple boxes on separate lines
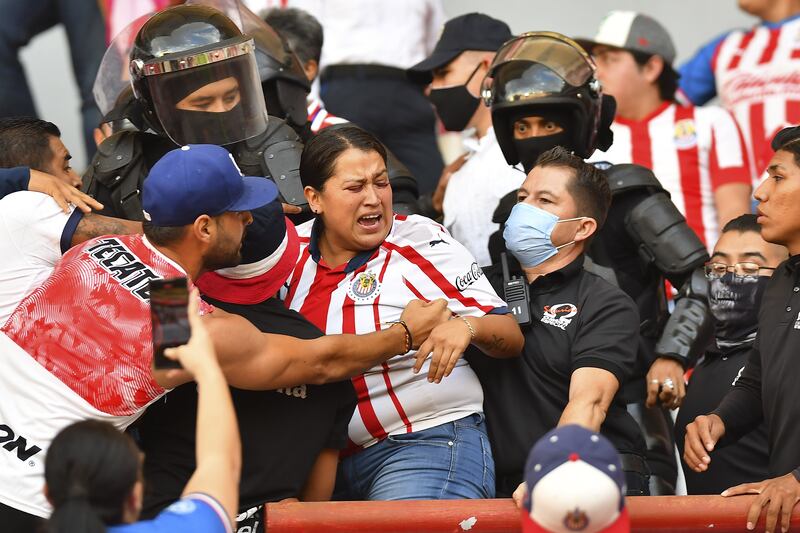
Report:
191,214,214,243
304,186,322,215
574,217,598,242
643,55,665,85
304,59,319,83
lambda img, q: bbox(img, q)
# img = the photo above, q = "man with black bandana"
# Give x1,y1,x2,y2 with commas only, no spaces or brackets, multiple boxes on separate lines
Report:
683,127,800,533
480,31,712,496
675,214,785,495
407,13,523,267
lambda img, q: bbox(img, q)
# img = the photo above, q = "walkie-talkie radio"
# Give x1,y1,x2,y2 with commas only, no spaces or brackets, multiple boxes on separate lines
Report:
501,253,531,326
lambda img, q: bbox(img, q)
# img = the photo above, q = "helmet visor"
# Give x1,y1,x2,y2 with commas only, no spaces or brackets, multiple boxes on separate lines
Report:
485,32,596,104
147,50,268,145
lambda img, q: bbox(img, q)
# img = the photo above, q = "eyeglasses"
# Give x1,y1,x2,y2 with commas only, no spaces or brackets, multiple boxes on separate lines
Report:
704,261,776,280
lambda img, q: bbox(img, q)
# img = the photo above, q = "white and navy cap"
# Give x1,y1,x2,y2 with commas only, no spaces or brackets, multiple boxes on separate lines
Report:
521,425,630,533
577,10,676,65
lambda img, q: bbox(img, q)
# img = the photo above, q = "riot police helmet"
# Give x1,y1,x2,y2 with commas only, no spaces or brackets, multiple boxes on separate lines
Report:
129,4,269,146
482,32,614,172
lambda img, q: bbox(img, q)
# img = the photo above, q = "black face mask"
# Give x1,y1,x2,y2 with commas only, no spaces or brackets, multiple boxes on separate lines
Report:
709,273,770,343
514,131,572,174
427,64,481,132
172,101,252,145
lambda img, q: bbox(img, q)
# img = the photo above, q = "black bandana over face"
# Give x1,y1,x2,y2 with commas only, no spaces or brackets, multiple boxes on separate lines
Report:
709,273,770,344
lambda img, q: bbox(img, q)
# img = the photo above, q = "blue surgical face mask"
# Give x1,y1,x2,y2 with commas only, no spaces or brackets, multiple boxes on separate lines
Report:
503,202,586,267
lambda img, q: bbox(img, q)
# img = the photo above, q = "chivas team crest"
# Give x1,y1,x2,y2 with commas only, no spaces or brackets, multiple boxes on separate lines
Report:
348,271,381,301
563,507,590,531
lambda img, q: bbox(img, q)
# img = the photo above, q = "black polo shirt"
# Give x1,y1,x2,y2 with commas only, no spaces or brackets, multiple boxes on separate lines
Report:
714,255,800,476
135,297,356,517
675,342,770,494
466,254,647,490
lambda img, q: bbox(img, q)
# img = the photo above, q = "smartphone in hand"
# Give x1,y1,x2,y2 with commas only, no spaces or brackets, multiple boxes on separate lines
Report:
150,277,190,370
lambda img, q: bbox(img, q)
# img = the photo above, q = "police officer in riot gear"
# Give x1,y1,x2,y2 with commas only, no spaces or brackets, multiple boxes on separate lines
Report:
85,3,419,221
480,32,712,495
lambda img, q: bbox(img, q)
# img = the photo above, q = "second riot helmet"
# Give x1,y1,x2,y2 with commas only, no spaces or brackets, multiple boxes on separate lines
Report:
482,32,615,172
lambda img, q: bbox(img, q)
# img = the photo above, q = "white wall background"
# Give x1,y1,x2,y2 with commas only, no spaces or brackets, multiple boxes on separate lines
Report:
19,1,756,170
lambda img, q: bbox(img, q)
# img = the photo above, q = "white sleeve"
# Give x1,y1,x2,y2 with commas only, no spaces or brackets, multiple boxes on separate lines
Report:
0,192,77,266
390,218,508,318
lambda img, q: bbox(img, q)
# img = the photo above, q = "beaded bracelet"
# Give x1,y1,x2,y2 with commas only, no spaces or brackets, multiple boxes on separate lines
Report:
388,320,413,353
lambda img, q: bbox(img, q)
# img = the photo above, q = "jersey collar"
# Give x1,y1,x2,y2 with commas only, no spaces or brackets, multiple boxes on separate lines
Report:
307,217,377,273
762,12,800,29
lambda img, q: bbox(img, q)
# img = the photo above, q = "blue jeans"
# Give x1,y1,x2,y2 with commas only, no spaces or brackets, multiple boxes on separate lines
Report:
335,413,495,500
0,0,104,159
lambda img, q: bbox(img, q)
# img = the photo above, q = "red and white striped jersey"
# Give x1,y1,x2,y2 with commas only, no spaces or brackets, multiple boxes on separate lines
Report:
0,234,210,517
283,214,507,450
307,96,348,133
679,15,800,177
589,102,750,248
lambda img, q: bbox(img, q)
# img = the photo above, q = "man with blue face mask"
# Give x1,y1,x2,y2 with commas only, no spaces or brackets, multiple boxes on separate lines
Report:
465,146,648,499
675,214,786,495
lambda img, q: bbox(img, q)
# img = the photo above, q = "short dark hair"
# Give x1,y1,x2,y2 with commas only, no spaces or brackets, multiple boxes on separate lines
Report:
0,116,61,171
773,130,800,168
263,7,324,65
300,125,387,191
721,213,761,234
631,50,679,102
535,146,611,227
143,221,187,246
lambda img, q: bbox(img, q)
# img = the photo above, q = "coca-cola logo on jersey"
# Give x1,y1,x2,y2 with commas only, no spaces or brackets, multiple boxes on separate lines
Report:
455,262,484,291
721,72,800,107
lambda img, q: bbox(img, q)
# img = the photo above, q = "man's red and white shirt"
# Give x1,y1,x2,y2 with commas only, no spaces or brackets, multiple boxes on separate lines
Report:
590,102,750,248
307,96,348,133
679,14,800,178
0,234,210,517
283,214,507,450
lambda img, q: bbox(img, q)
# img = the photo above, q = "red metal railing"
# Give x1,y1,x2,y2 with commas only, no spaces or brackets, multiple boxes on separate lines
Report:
264,496,797,532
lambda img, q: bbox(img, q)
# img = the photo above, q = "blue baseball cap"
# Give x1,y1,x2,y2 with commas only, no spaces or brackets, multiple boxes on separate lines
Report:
142,144,278,226
522,425,629,533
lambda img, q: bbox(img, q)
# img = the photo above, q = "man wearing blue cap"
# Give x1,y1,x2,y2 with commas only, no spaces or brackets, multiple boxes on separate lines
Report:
0,144,449,527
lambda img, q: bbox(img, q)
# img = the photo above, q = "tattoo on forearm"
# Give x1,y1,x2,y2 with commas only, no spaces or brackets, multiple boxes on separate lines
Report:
486,334,508,353
72,213,141,245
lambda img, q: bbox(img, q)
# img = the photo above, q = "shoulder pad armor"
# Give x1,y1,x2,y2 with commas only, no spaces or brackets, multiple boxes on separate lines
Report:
625,191,709,276
606,163,668,197
235,116,306,207
83,131,148,221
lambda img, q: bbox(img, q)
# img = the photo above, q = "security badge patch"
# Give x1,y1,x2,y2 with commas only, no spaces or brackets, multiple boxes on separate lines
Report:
348,271,381,302
541,303,578,330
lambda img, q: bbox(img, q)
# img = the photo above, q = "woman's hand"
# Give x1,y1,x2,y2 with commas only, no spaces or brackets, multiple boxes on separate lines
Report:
413,316,473,383
398,298,451,349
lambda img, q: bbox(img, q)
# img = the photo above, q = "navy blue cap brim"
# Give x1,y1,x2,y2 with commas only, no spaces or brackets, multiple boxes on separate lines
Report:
228,176,279,212
408,49,462,84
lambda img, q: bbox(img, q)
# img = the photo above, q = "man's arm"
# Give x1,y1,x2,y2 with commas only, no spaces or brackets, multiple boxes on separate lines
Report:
558,367,619,431
414,312,523,383
299,448,339,501
202,299,451,390
71,213,142,246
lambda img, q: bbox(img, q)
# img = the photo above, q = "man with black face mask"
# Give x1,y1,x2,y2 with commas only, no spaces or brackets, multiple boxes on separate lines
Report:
675,214,784,495
407,13,523,267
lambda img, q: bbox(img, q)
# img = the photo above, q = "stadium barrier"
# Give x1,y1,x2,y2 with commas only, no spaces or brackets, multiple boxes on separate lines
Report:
264,495,797,532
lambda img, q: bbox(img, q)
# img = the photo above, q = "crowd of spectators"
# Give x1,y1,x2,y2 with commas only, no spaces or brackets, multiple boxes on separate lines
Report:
2,1,800,532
